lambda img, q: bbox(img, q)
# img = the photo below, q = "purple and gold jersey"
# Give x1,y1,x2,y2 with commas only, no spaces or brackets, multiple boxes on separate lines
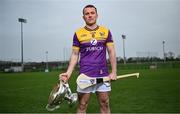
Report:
73,26,114,77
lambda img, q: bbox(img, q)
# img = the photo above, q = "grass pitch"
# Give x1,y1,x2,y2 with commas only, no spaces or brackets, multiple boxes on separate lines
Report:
0,68,180,113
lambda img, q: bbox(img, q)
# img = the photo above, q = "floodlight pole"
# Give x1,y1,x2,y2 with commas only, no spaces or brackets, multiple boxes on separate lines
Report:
162,41,166,62
122,35,126,64
18,18,27,72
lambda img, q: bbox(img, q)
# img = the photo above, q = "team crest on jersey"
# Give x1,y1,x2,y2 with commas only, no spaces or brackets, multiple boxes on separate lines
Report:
90,32,96,38
90,38,97,45
90,79,95,84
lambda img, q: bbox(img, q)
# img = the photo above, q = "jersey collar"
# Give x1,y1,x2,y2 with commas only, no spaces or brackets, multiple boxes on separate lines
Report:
84,25,99,31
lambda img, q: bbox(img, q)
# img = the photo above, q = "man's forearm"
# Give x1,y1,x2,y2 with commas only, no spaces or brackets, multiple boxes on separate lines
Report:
108,47,117,73
66,51,79,77
110,53,117,73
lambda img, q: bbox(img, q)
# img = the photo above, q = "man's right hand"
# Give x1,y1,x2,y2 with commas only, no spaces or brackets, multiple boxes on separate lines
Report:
59,73,69,83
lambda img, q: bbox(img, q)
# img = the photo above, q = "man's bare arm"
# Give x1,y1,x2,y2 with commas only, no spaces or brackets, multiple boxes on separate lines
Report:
66,49,79,77
59,49,79,81
107,45,117,80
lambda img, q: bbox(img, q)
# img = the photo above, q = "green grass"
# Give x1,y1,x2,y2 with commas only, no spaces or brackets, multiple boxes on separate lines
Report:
0,68,180,113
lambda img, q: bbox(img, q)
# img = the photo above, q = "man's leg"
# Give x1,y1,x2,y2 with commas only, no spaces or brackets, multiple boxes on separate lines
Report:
76,93,91,113
96,92,110,114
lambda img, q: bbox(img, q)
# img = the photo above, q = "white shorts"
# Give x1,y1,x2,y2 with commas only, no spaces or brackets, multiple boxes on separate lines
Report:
77,82,111,93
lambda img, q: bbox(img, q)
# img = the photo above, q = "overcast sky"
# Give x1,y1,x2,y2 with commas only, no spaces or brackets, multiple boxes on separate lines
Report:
0,0,180,62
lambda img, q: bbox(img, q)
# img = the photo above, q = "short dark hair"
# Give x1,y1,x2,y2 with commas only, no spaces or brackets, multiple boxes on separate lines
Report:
83,5,97,15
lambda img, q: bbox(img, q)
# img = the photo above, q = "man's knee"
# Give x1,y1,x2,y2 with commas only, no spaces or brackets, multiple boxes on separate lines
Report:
77,93,90,113
99,97,109,108
78,101,88,111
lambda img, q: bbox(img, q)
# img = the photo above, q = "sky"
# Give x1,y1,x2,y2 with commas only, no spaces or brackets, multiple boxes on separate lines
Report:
0,0,180,62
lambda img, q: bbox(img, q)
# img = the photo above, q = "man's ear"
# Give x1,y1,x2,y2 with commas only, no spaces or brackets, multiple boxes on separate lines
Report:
82,15,85,21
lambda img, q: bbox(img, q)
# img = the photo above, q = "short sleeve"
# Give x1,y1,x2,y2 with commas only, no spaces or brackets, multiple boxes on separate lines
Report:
106,30,114,46
72,33,80,50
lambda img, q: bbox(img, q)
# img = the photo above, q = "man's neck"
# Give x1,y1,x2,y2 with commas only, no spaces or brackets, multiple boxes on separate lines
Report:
85,24,98,30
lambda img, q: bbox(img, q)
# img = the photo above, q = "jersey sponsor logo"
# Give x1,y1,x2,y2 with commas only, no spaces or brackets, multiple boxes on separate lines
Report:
86,46,103,51
90,38,97,46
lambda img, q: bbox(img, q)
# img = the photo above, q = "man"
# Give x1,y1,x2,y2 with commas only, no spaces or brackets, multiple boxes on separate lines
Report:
60,4,117,113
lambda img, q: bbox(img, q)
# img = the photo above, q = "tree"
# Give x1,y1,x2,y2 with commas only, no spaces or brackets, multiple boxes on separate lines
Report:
166,51,175,61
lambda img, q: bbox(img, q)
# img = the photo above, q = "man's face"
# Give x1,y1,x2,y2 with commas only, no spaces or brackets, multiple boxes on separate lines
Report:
83,7,98,26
